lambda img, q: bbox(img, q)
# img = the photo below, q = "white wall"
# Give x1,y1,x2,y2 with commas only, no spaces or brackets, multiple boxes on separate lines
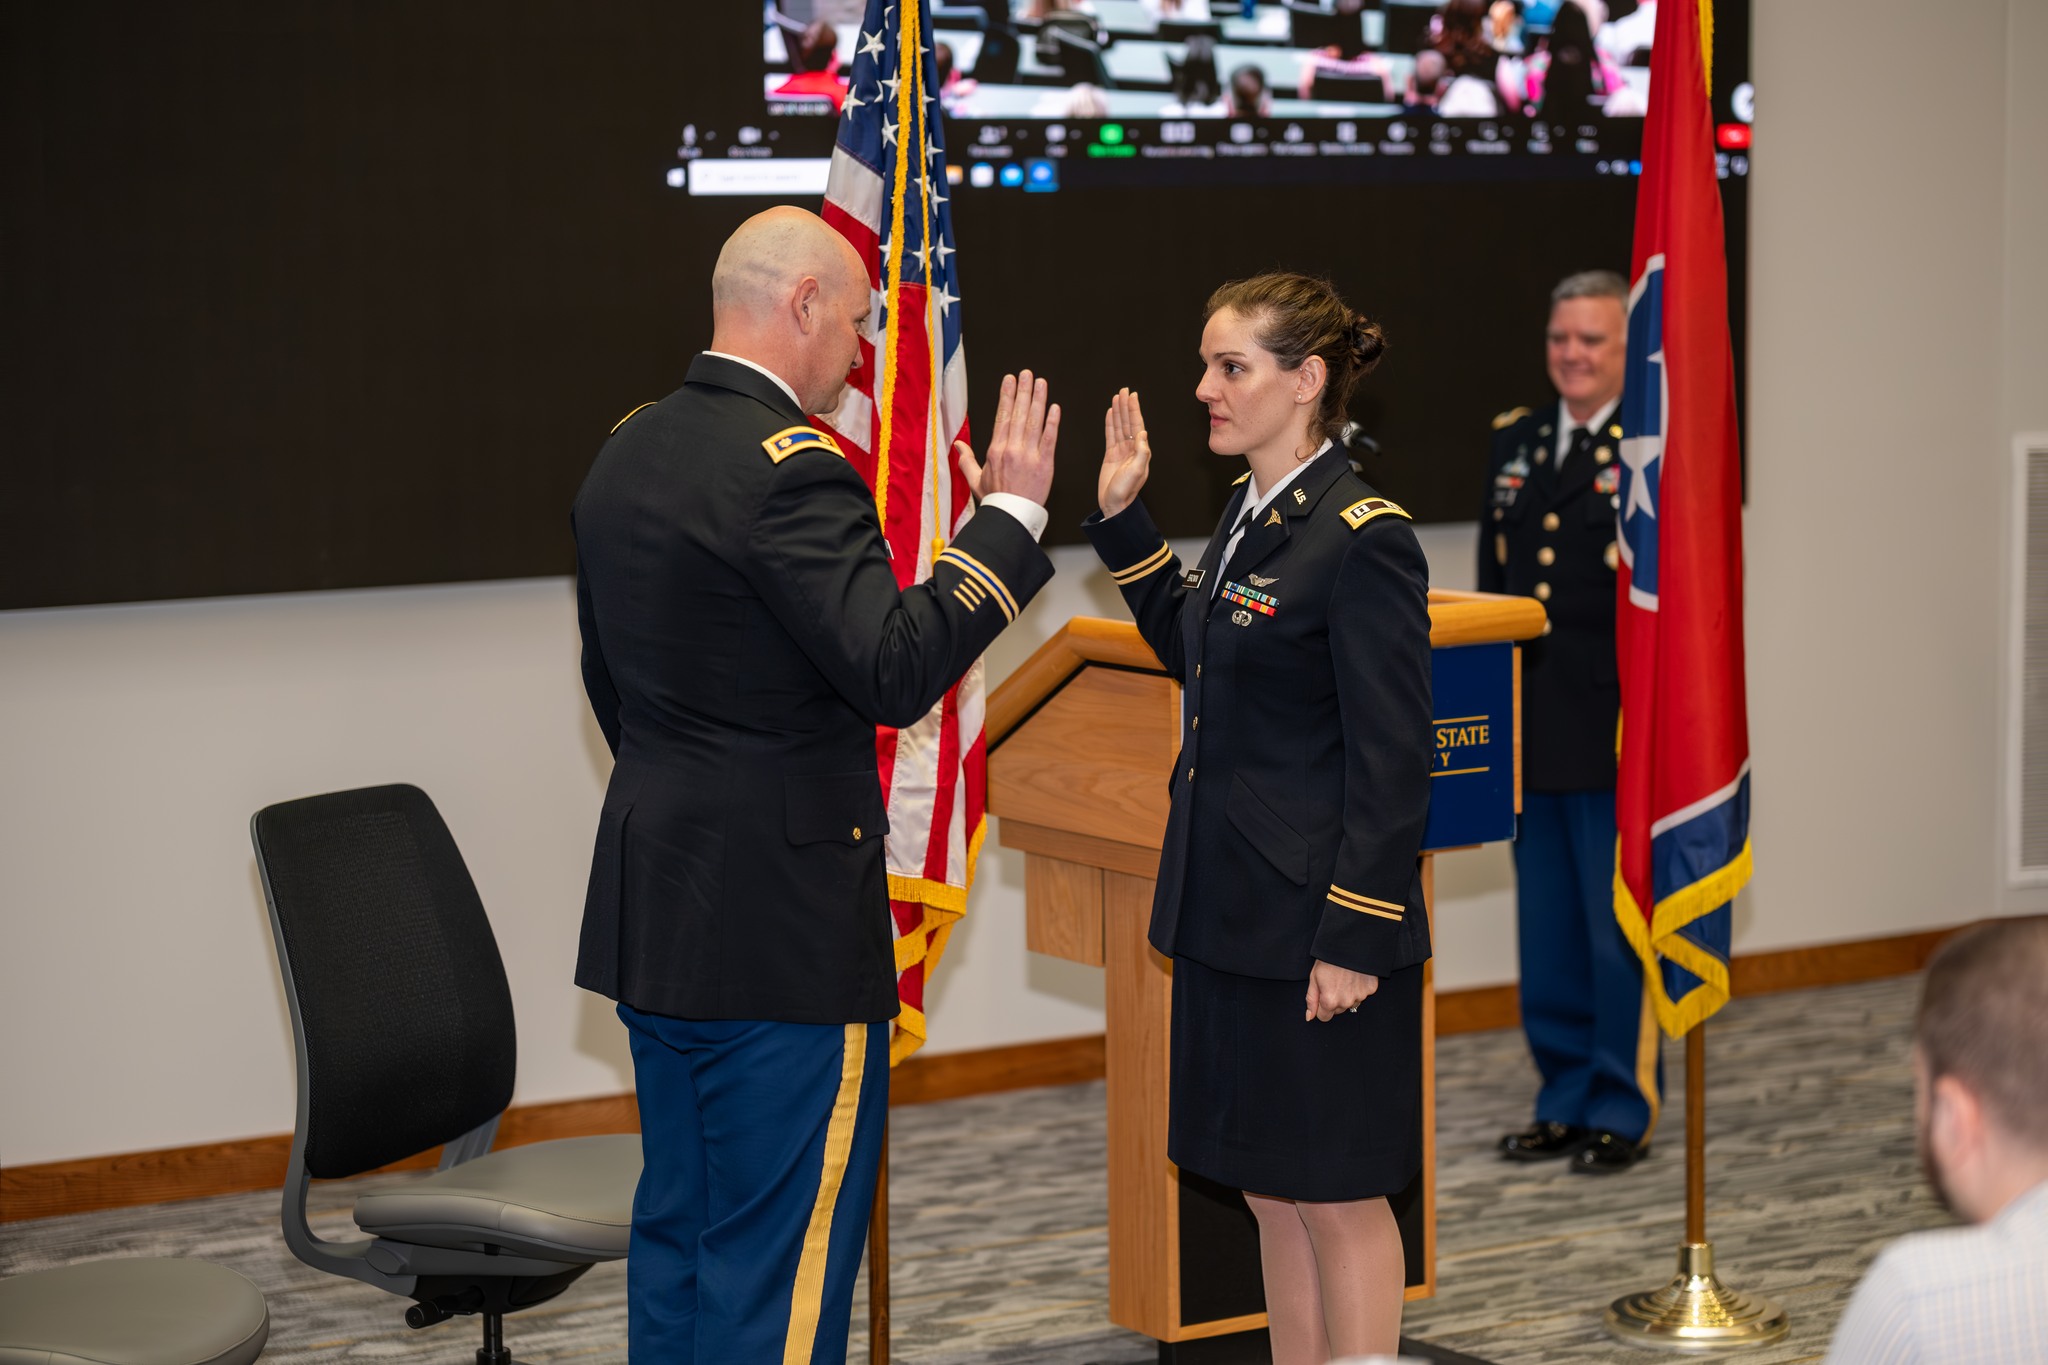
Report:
4,0,2044,1169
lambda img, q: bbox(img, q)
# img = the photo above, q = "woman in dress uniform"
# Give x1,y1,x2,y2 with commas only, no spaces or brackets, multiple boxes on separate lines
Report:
1082,273,1434,1363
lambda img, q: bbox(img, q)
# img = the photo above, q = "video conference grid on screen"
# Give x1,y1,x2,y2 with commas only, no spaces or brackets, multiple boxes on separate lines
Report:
672,0,1753,194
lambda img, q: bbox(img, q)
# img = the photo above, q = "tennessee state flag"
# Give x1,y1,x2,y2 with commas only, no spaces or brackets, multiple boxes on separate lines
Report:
1615,0,1750,1036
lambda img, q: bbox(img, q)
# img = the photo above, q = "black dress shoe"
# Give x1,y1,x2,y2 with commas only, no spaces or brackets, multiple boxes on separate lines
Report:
1498,1121,1593,1161
1570,1131,1650,1173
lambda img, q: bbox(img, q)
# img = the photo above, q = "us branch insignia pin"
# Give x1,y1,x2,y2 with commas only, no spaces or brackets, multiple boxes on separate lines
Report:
1231,609,1253,627
1293,488,1307,505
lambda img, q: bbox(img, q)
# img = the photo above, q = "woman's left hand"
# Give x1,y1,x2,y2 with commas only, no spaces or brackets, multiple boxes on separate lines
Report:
1305,959,1380,1022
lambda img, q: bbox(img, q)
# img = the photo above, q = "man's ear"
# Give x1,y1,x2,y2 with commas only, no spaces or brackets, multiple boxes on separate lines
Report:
794,276,822,335
1930,1073,1984,1163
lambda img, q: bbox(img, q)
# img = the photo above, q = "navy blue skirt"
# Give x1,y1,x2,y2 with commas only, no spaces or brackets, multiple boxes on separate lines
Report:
1168,953,1425,1203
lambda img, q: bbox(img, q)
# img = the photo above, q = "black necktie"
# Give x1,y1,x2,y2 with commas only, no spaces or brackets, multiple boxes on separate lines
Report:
1562,424,1594,473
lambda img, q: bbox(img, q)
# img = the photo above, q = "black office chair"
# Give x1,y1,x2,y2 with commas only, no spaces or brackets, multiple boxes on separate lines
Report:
1309,70,1388,101
253,784,640,1365
1286,0,1368,51
1050,26,1115,88
932,4,987,30
1157,18,1225,42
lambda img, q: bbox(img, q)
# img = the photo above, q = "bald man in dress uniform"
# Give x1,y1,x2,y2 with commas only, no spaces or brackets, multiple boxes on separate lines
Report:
1478,270,1660,1175
571,207,1060,1361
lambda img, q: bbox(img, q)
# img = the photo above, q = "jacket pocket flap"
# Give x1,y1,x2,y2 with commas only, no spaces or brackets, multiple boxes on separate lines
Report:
1225,773,1310,886
785,771,888,847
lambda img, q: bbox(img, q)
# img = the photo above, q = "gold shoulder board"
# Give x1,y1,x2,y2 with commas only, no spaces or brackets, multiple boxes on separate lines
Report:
1341,497,1411,530
1230,470,1252,486
762,425,845,463
610,401,656,434
1491,405,1531,431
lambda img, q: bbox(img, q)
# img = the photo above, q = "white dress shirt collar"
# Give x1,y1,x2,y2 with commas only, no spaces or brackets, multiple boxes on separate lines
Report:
1556,395,1622,465
704,350,804,413
1216,440,1332,595
1240,439,1332,524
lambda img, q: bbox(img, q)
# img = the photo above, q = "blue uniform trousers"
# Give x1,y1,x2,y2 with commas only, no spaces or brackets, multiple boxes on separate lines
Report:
1511,790,1662,1143
619,1005,888,1364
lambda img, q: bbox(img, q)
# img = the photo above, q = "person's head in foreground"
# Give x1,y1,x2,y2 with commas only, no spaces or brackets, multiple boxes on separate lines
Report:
1914,916,2048,1223
1196,272,1385,467
1227,63,1270,117
1821,915,2048,1365
1409,48,1449,105
708,206,869,415
793,20,838,74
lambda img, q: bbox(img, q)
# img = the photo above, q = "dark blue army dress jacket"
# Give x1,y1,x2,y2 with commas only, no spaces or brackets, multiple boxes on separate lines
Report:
1083,443,1433,981
1477,401,1622,791
570,353,1053,1025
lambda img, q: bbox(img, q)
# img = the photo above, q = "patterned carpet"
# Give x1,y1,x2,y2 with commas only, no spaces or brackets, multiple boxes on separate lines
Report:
0,975,1946,1364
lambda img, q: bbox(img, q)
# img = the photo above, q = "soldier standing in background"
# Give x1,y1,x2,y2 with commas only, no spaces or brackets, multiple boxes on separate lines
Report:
1479,270,1659,1175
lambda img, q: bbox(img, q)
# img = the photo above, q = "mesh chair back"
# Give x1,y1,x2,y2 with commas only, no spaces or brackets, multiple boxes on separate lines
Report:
1051,28,1112,87
1383,0,1437,54
254,784,517,1179
1287,1,1366,52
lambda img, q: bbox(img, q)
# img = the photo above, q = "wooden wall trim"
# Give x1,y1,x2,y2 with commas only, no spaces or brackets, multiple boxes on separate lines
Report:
0,927,1961,1224
1431,925,1964,1038
1,1034,1106,1224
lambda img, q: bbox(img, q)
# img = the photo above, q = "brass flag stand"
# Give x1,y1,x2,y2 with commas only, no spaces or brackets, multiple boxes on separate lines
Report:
1604,1025,1788,1350
869,1134,891,1364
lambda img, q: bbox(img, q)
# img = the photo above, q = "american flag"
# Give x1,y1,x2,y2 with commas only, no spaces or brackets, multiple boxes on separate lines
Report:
817,0,977,1066
1614,0,1747,1037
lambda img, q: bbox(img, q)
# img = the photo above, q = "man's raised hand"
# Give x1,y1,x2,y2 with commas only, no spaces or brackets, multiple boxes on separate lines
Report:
955,370,1059,507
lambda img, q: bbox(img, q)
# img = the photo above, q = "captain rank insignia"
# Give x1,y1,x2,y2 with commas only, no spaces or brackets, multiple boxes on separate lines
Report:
761,425,844,463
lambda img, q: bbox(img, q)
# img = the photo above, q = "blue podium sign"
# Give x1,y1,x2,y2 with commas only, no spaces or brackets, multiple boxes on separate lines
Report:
1421,641,1517,851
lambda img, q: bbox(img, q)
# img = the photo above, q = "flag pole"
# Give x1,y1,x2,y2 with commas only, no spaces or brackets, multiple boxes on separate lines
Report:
869,1124,891,1364
1603,1022,1787,1349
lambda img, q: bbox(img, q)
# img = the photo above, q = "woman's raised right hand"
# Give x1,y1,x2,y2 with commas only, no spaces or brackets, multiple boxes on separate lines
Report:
1099,387,1153,519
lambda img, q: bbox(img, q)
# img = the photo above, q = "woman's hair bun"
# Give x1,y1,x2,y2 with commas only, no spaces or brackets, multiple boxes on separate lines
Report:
1350,313,1388,374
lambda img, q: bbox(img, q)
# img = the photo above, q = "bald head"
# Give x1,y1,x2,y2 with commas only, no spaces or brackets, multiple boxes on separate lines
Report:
713,207,865,324
709,207,870,415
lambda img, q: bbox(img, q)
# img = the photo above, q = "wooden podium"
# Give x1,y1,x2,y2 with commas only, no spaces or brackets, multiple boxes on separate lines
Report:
985,593,1545,1357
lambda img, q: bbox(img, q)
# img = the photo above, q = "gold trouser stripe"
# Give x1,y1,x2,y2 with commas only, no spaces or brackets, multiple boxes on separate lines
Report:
1635,980,1663,1146
782,1024,868,1365
1111,542,1174,585
1329,885,1405,915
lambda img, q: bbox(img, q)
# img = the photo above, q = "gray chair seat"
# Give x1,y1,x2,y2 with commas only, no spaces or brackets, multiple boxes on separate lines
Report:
353,1133,640,1261
0,1258,268,1365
